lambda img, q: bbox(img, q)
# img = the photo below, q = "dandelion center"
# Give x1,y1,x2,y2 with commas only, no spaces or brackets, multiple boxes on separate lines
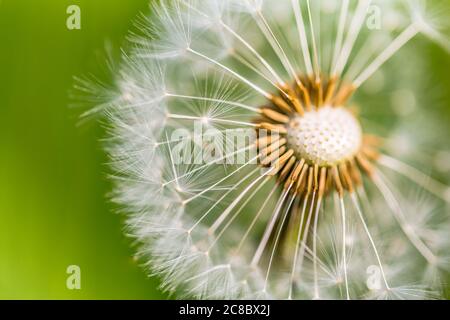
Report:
287,106,362,166
256,77,378,196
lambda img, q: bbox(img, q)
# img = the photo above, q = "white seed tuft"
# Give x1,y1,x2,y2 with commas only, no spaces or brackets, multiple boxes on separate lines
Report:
82,0,450,300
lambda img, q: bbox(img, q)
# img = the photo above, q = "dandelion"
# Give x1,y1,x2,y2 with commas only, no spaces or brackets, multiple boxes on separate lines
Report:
84,0,450,299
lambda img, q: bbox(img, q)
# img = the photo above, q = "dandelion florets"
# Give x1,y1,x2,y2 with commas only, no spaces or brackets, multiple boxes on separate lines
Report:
253,75,370,197
287,107,362,166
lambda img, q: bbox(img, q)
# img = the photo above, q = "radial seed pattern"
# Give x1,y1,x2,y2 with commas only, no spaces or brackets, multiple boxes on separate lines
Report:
82,0,450,300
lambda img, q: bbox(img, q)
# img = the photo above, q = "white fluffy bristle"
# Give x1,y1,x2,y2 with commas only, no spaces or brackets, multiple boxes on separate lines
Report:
287,106,362,166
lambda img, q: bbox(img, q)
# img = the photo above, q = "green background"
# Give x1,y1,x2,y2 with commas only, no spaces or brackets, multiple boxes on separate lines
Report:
0,0,448,299
0,0,166,299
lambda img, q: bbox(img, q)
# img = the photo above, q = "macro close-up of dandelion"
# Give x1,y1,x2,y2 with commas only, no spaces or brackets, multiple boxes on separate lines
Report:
76,0,450,300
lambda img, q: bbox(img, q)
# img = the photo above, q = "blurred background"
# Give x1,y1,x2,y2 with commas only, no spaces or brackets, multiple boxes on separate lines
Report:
0,0,167,299
0,0,448,299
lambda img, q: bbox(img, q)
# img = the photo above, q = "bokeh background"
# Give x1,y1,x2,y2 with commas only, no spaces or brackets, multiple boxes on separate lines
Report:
0,0,167,299
0,0,448,299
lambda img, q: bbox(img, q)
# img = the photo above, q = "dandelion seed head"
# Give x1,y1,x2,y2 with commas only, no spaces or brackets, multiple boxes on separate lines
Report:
83,0,450,300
